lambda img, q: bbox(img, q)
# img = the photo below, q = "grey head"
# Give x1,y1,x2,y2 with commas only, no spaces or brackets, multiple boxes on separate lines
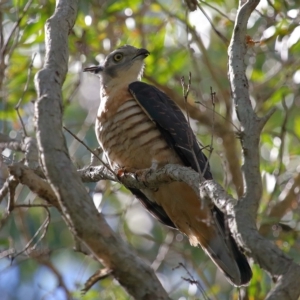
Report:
84,45,150,86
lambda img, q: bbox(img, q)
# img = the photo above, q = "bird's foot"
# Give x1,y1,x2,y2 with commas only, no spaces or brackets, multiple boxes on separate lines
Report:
117,167,149,187
135,161,159,188
117,162,159,189
116,166,138,179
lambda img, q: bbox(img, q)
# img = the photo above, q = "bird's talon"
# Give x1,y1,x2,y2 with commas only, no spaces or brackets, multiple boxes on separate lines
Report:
133,169,150,187
116,167,137,179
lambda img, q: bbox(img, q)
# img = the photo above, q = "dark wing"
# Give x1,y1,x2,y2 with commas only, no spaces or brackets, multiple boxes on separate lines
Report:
126,81,212,228
129,81,212,179
128,188,176,228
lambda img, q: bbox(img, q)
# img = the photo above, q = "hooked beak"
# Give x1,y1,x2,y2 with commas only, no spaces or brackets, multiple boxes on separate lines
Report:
132,48,150,60
83,66,104,74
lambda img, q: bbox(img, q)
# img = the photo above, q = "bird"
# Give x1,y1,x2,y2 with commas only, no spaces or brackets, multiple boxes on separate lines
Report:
84,45,252,286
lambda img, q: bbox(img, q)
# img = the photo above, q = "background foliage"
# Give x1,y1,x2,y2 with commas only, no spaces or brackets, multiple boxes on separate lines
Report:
1,0,300,299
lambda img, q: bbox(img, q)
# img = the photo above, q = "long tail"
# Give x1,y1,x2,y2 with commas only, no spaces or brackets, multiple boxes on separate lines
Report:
201,207,252,286
141,182,252,286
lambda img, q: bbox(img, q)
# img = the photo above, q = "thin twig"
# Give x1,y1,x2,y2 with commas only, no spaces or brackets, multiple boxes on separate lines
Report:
265,96,290,208
199,0,234,23
82,268,112,294
0,211,11,231
0,0,34,56
14,205,51,259
176,262,210,300
151,231,174,271
209,87,215,156
194,100,240,132
15,53,37,137
7,176,18,212
0,176,18,230
14,203,53,208
40,259,73,300
0,177,11,204
180,73,202,177
64,76,81,107
197,3,228,45
154,0,229,106
144,74,239,131
201,87,216,178
63,126,117,179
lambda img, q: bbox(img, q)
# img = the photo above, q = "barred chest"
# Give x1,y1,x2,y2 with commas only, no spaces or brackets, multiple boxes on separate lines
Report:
96,96,180,170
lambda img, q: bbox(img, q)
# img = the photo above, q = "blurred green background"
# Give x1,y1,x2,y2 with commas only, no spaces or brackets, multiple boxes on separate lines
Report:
1,0,300,299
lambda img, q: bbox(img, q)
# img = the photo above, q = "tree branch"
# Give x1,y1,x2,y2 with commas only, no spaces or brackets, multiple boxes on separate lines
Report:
228,1,300,299
8,163,60,211
260,172,300,236
0,133,23,152
33,1,170,299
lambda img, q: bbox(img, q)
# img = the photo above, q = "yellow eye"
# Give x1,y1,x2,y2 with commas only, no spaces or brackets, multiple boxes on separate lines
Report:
113,53,123,62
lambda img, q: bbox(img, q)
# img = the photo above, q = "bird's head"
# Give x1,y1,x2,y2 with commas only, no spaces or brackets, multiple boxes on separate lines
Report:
84,45,150,89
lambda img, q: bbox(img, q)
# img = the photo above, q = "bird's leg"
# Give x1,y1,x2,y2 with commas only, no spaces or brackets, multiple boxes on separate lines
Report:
149,160,159,173
118,161,159,188
133,160,159,188
116,166,138,178
117,166,150,188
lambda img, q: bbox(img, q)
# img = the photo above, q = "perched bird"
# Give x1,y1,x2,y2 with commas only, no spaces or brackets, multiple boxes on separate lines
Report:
84,45,252,286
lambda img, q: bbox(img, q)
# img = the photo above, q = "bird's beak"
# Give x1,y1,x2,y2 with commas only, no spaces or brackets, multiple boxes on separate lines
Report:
83,66,104,74
132,48,150,60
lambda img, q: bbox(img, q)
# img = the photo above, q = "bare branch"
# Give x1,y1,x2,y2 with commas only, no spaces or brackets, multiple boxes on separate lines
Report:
183,0,197,12
38,258,73,300
228,1,300,299
63,126,116,177
0,177,11,204
82,268,112,294
0,133,23,152
151,231,174,271
260,173,300,236
176,262,209,300
0,176,18,230
14,206,50,259
15,53,37,137
0,0,34,57
78,165,117,183
0,134,39,169
8,163,60,210
196,3,228,45
23,137,40,169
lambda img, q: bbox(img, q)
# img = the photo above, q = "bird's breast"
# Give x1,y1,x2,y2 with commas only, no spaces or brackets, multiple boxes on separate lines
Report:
96,97,180,170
